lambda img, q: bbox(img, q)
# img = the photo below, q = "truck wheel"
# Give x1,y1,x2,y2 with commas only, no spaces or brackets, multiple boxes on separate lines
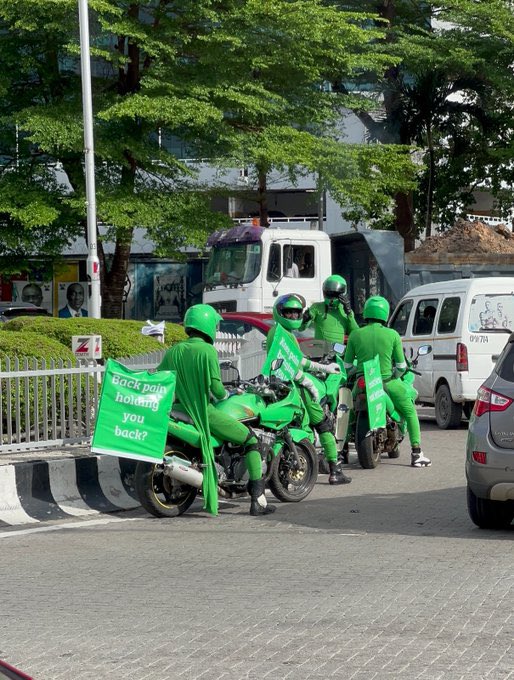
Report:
435,384,462,429
467,486,514,530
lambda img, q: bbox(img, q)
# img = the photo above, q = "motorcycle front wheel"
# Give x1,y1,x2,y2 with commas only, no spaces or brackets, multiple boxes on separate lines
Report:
269,438,318,502
355,412,380,469
135,444,199,518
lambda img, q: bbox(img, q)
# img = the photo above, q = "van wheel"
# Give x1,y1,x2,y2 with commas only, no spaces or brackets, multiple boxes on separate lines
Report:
435,384,462,429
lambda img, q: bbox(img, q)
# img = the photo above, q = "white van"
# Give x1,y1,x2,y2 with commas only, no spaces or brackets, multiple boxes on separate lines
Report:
389,278,514,429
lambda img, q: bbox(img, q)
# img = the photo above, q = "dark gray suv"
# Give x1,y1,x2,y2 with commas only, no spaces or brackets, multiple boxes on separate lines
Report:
466,332,514,529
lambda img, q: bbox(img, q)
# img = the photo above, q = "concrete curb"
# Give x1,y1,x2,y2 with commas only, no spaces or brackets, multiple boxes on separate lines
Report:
0,454,139,526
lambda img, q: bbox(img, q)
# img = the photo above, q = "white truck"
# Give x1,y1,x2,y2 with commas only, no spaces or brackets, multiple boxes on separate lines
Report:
202,223,405,316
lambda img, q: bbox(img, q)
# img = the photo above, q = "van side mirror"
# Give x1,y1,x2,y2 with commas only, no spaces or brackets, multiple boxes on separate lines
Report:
271,358,284,371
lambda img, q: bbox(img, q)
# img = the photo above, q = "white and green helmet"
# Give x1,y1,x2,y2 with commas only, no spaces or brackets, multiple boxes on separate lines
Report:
273,294,306,331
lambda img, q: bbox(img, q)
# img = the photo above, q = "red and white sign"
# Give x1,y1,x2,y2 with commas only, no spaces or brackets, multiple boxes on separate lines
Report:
72,335,102,359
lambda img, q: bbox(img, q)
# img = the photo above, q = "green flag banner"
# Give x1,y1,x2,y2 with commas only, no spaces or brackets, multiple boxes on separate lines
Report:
261,324,304,381
363,355,387,430
92,359,176,463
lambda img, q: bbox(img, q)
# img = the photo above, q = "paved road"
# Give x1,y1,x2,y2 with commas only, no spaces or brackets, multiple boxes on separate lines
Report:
0,417,512,680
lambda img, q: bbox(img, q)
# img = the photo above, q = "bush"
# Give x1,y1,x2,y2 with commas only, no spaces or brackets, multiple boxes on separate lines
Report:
0,331,75,364
1,317,187,358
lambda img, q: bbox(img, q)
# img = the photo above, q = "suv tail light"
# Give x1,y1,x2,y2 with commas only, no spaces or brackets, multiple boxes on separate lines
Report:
456,342,468,371
473,385,513,417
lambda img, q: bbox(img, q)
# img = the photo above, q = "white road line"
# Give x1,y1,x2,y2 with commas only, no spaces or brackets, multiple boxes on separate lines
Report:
0,516,144,538
0,466,38,525
96,456,140,510
48,459,98,517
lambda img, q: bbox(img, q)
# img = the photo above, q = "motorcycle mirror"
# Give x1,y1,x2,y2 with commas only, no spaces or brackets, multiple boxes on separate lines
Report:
417,345,432,357
270,358,284,371
257,374,265,385
220,360,234,369
332,342,345,354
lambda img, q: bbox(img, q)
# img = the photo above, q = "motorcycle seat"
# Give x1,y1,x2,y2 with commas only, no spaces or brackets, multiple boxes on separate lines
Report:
171,409,194,425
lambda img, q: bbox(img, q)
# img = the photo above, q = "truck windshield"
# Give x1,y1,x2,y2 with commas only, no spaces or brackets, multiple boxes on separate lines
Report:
205,243,262,286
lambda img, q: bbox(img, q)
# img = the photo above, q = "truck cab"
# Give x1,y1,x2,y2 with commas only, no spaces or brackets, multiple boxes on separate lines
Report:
203,225,331,312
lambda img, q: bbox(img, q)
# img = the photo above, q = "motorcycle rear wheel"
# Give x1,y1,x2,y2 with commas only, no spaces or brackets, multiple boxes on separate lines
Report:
355,413,380,469
269,438,318,502
135,444,198,518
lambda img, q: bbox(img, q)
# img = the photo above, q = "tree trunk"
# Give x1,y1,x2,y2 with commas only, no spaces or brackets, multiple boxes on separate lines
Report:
425,124,435,238
101,234,133,318
257,168,269,227
394,192,416,252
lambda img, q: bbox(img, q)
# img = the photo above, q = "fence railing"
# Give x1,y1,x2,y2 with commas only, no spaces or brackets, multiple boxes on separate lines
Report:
0,335,267,454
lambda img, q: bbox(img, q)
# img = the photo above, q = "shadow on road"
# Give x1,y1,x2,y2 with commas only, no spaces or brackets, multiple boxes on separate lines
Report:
266,485,514,539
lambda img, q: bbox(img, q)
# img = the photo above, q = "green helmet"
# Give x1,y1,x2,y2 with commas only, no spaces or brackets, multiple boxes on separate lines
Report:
323,275,347,306
363,296,390,323
184,304,222,343
273,294,306,331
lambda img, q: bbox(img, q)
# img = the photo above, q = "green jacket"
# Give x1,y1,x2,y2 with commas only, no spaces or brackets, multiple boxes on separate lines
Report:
343,322,406,380
301,301,359,343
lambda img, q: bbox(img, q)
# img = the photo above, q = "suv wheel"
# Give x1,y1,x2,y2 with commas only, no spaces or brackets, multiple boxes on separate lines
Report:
467,486,514,530
435,383,462,429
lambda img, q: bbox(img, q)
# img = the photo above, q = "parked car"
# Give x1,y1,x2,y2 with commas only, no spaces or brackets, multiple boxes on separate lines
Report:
0,302,51,323
466,332,514,529
0,660,34,680
389,278,514,429
220,312,314,344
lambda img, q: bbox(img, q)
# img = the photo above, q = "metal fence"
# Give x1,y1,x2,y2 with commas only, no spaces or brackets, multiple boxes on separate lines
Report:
0,336,266,454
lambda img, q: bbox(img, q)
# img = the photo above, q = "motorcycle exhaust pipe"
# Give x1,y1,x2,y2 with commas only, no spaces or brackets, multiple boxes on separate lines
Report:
164,455,203,488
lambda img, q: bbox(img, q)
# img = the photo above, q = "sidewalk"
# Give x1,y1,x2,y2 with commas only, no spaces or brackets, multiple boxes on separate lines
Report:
0,445,139,527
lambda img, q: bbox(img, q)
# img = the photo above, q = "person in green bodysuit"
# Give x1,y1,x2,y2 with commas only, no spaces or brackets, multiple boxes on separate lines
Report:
343,296,431,468
267,294,352,485
158,304,275,516
301,275,359,344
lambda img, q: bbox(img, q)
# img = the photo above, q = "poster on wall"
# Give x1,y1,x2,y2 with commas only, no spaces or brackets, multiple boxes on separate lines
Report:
57,282,89,318
469,293,514,331
154,272,185,321
12,281,53,314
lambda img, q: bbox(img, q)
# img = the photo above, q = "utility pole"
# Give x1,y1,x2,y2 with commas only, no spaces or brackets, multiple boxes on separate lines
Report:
78,0,101,317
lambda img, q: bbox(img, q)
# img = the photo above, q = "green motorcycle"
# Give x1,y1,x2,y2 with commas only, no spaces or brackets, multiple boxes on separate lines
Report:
134,366,318,517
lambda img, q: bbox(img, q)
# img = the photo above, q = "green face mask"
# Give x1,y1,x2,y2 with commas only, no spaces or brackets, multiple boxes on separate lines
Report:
324,296,339,308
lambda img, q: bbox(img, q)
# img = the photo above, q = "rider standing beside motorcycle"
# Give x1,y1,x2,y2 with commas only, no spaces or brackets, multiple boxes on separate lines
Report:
158,304,275,516
300,275,359,343
343,296,431,468
267,294,352,485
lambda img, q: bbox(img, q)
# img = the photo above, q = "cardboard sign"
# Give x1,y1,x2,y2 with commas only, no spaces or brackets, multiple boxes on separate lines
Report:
363,355,387,430
261,324,304,382
91,359,176,462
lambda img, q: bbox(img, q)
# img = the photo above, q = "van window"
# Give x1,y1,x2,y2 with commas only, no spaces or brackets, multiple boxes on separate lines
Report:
437,297,460,334
390,300,413,336
413,299,438,335
469,293,514,332
267,244,281,282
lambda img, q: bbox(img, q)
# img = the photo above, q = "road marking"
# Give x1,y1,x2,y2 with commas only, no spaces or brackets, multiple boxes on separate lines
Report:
0,516,144,538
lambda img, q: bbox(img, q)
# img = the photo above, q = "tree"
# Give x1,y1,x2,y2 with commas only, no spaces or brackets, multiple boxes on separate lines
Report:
338,0,514,249
0,0,416,315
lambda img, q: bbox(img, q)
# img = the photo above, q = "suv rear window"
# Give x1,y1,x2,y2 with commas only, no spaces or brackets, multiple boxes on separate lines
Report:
494,337,514,381
469,294,514,332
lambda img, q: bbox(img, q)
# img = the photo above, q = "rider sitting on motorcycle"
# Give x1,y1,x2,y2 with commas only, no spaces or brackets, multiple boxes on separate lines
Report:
342,296,431,468
267,294,352,485
300,275,359,343
158,304,275,516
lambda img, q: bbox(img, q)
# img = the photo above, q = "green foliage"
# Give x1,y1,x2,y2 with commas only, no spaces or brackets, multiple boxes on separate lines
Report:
1,317,187,357
0,330,75,364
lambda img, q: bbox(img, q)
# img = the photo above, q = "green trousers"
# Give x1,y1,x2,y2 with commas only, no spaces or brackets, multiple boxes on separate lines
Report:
207,404,262,480
384,379,421,447
299,387,338,463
